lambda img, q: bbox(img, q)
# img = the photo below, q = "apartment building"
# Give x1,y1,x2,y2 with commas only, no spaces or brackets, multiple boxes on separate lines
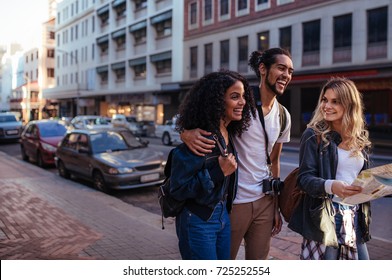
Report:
43,0,184,124
181,0,392,139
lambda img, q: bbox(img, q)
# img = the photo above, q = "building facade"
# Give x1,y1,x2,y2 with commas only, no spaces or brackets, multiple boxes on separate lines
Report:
43,0,184,125
182,0,392,140
42,0,391,141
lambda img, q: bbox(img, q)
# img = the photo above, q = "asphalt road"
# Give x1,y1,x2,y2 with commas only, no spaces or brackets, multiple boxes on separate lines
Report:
0,137,391,242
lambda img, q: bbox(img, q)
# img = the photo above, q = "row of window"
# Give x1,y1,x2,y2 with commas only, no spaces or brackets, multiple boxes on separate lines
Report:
96,54,172,83
190,6,388,76
188,0,293,27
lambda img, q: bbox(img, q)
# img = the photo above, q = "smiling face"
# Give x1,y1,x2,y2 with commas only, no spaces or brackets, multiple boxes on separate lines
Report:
262,54,294,97
223,80,246,124
321,88,345,128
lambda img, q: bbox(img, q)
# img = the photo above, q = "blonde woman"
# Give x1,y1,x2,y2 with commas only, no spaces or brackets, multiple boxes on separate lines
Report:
289,77,372,260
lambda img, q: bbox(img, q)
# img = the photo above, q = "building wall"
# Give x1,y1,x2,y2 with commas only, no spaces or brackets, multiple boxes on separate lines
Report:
182,0,392,139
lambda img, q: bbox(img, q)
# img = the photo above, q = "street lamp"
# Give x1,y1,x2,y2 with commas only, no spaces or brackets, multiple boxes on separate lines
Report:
56,48,80,116
23,74,31,124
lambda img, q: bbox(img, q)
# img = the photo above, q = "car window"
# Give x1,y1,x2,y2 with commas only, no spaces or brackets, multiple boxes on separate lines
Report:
62,133,79,150
39,122,67,137
78,134,89,150
90,131,128,153
0,115,17,122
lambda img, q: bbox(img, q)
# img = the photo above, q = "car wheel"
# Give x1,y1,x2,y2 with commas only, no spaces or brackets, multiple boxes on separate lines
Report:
57,160,70,179
37,151,45,168
162,132,172,146
20,145,29,161
93,170,110,193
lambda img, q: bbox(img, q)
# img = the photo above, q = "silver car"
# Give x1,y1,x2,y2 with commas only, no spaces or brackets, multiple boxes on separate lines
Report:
55,128,166,193
0,113,23,141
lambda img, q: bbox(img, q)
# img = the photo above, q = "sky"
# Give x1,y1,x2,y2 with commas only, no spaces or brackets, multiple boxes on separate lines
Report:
0,0,49,49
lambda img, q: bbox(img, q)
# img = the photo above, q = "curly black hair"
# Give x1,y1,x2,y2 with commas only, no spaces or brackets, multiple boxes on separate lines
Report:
176,69,254,137
248,48,292,78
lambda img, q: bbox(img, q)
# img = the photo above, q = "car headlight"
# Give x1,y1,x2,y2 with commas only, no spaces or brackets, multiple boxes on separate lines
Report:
108,167,134,175
161,161,167,168
41,142,57,152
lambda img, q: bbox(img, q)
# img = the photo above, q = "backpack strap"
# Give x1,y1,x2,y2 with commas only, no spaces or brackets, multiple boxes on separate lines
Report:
252,86,287,139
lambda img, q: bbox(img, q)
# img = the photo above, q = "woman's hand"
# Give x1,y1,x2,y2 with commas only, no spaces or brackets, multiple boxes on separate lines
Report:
218,153,237,176
331,180,362,199
180,128,215,156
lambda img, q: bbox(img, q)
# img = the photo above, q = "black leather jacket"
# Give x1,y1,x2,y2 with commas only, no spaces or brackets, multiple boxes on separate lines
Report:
168,134,238,221
288,128,371,247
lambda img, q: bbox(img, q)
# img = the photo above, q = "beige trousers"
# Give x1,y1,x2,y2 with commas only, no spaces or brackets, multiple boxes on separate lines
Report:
230,195,275,260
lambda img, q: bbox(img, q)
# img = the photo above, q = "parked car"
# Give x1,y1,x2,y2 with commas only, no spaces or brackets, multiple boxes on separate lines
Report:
139,120,156,137
0,112,23,142
55,128,166,193
70,115,112,130
20,119,68,167
111,114,146,136
154,115,182,145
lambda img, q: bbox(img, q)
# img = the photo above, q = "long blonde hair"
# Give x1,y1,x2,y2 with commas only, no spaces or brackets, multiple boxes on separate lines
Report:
307,77,371,157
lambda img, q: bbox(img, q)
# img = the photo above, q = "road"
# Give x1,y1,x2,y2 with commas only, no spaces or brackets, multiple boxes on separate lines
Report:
0,137,391,242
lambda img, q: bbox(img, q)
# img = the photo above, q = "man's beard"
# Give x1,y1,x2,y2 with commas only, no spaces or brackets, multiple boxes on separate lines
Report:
265,71,285,97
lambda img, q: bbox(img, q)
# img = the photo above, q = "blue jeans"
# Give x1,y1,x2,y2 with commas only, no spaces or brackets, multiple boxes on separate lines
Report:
325,203,369,260
175,201,231,260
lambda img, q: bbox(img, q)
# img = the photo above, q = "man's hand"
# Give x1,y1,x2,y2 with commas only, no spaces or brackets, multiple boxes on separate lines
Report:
180,128,215,156
271,206,282,237
218,153,237,176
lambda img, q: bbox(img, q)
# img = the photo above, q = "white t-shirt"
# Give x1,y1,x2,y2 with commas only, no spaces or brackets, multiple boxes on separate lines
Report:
332,147,364,205
233,100,291,204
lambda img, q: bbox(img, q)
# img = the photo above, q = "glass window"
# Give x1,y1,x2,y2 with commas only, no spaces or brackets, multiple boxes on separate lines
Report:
204,0,212,21
257,31,269,52
367,6,387,44
334,14,352,48
204,43,213,74
220,40,229,68
190,2,197,25
279,26,291,53
220,0,229,16
303,19,320,52
190,46,198,77
238,0,247,10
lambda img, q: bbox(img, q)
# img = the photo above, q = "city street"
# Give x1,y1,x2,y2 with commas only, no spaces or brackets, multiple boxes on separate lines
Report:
0,137,391,243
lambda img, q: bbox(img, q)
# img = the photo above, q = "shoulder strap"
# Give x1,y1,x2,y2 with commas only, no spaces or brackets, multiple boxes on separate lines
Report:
253,85,286,138
164,149,173,177
278,103,287,138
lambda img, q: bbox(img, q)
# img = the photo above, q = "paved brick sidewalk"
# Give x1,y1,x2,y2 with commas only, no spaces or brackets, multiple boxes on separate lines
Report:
0,151,391,260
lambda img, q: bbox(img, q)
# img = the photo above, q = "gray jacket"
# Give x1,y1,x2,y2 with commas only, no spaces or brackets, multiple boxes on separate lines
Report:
288,128,371,247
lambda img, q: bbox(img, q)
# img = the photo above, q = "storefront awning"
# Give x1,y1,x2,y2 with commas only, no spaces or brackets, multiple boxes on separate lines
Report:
111,61,126,70
150,51,171,62
111,28,126,39
97,4,109,15
129,20,147,32
96,35,109,44
112,0,126,8
150,10,172,25
129,57,146,67
96,65,109,73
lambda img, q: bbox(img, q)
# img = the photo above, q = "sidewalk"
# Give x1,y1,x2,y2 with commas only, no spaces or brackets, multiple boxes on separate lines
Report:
0,151,391,260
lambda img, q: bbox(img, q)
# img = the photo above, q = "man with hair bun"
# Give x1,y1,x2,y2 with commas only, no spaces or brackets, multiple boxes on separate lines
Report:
181,48,294,259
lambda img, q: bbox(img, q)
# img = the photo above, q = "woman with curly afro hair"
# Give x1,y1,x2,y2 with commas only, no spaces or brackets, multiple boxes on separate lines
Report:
168,69,253,259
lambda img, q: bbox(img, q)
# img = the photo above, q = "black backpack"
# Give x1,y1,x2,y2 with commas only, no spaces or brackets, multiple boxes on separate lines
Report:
157,149,185,229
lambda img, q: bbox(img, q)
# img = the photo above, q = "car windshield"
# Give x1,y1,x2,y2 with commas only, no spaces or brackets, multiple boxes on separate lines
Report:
0,115,17,122
90,131,139,153
39,122,67,137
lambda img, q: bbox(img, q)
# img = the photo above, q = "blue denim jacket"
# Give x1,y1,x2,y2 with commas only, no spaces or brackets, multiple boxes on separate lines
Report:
168,135,238,221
